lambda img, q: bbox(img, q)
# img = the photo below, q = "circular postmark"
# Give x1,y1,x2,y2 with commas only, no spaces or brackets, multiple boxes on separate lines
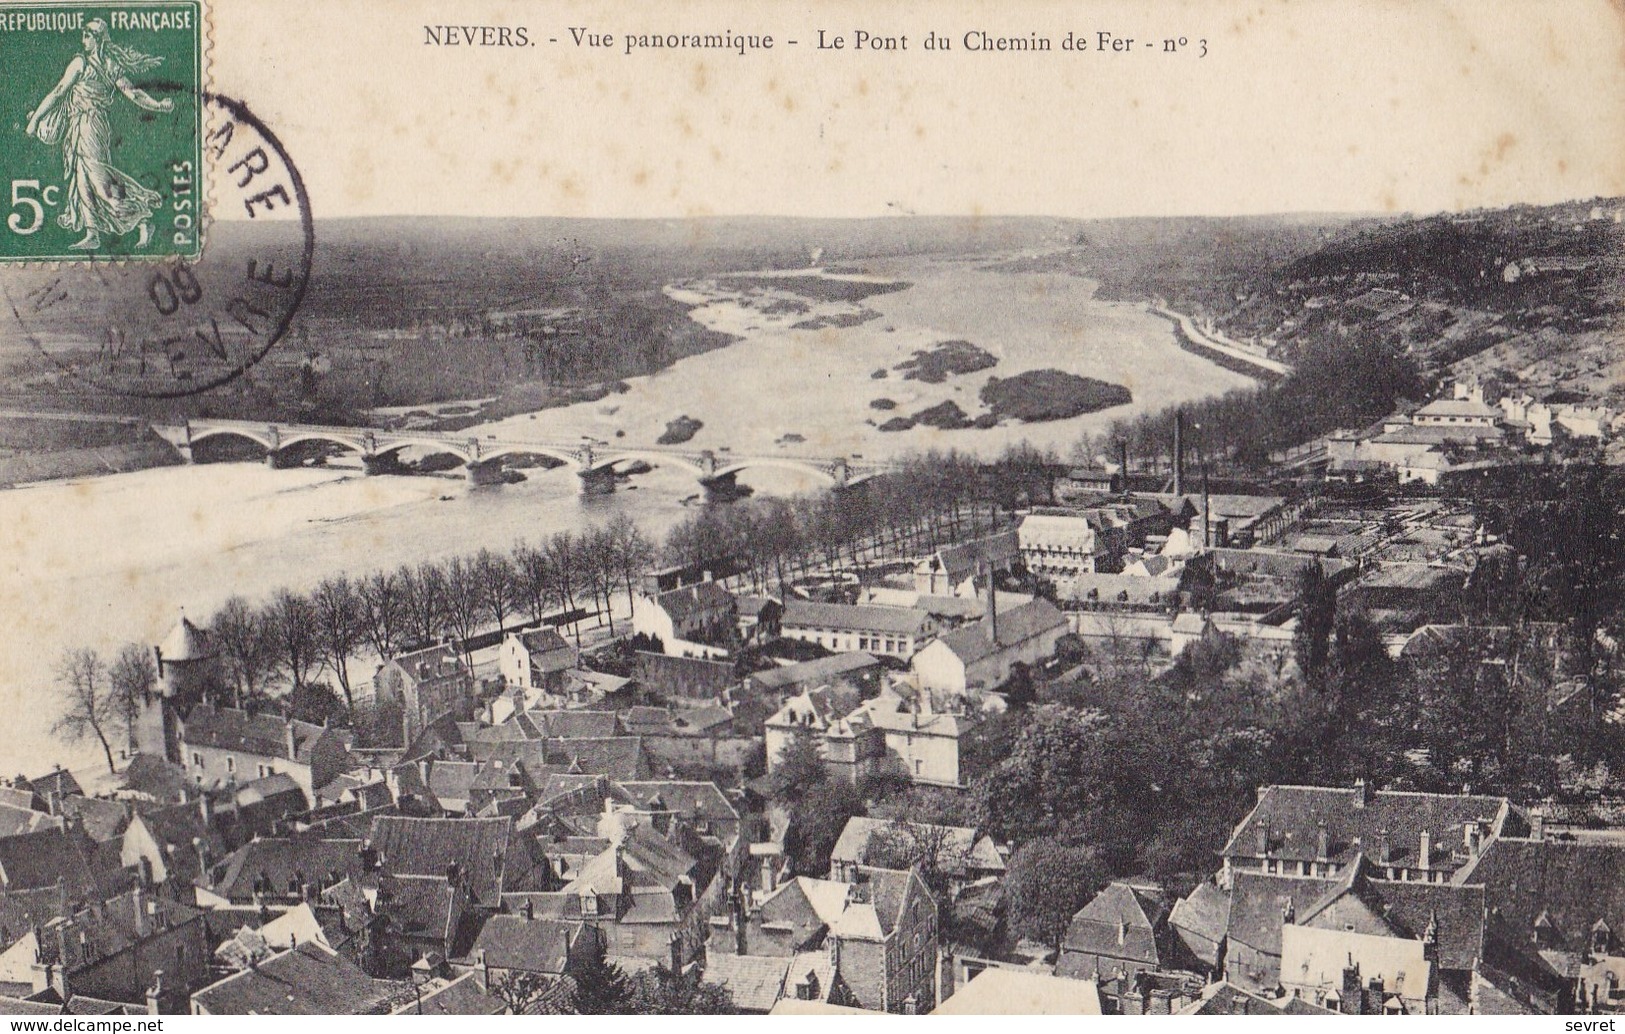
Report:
2,88,313,398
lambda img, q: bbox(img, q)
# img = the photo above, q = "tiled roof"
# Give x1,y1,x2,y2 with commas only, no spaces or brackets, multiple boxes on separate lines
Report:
704,953,789,1012
23,770,83,801
1169,881,1230,968
830,817,1002,876
57,797,130,843
36,888,201,973
130,803,226,886
0,828,102,897
1060,882,1170,969
386,645,469,684
1221,785,1510,872
468,914,578,975
181,705,330,764
618,782,739,825
191,943,394,1015
376,874,459,944
205,836,364,902
369,816,512,906
521,710,619,739
928,598,1067,666
0,806,59,838
1225,872,1334,957
654,581,734,623
516,628,572,655
392,972,506,1015
930,530,1020,580
782,601,931,636
748,652,881,691
1458,837,1625,961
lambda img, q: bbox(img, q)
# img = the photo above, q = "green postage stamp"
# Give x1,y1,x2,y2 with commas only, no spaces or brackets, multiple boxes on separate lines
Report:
0,1,203,262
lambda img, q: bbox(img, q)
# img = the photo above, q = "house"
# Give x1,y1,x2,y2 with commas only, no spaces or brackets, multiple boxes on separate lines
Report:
735,596,783,644
632,652,735,704
1018,513,1104,578
368,816,513,910
708,866,936,1014
18,770,82,814
1055,882,1185,984
498,628,577,692
1168,881,1230,976
829,817,1004,889
934,966,1103,1015
1219,779,1514,885
1054,466,1121,502
825,866,938,1014
910,598,1068,697
1453,827,1625,1013
632,580,736,655
765,685,971,788
179,705,351,805
195,836,364,908
190,942,397,1015
1411,397,1503,431
0,826,122,903
1176,980,1335,1016
461,914,596,1008
213,902,331,971
703,952,798,1013
27,887,209,1012
120,801,227,890
390,971,507,1015
913,531,1020,598
372,873,468,972
780,601,937,660
1276,861,1485,1014
1222,871,1339,993
374,645,476,745
518,820,725,970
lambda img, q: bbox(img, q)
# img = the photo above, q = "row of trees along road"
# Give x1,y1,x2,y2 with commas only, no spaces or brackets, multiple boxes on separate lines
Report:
51,514,657,767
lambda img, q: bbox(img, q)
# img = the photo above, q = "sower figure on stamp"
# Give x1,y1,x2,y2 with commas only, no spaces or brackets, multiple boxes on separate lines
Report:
25,19,174,251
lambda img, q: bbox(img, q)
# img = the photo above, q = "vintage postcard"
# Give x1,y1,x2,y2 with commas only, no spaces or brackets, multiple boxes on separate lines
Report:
0,0,1621,1019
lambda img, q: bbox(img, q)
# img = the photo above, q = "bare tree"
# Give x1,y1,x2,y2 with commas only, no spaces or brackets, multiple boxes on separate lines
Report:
511,541,555,623
606,512,656,615
53,647,118,774
357,569,405,661
108,642,158,752
398,561,449,646
312,576,365,712
579,527,619,635
441,555,484,669
545,533,582,645
212,595,273,707
266,589,321,690
473,548,518,634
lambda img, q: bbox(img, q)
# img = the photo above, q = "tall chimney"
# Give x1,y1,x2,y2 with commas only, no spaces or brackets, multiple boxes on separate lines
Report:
1419,831,1431,874
1173,409,1185,497
1529,806,1545,842
732,883,748,956
1119,439,1131,498
1202,463,1212,548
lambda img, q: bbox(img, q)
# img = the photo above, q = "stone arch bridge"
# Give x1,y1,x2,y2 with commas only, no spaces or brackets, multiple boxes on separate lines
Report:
152,418,891,495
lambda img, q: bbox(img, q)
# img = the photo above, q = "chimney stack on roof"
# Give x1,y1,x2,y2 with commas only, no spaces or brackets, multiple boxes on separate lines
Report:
1353,778,1370,809
1529,807,1546,842
1316,819,1329,862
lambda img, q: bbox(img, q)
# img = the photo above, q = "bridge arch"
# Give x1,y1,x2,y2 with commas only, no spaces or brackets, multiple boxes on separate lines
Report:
187,426,277,451
474,445,584,470
584,450,708,478
710,458,841,485
370,438,475,463
277,432,367,454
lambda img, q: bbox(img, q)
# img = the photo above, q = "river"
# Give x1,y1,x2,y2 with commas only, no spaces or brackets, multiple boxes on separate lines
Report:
0,250,1252,783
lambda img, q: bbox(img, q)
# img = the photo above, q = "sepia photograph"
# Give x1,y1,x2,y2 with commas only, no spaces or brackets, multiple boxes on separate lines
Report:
0,0,1621,1019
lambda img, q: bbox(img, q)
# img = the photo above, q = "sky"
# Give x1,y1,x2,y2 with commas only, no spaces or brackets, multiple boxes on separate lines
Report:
211,0,1625,220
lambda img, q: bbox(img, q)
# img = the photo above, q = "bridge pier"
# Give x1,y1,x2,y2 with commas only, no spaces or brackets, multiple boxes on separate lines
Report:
174,442,195,464
465,459,506,486
265,447,299,470
701,471,752,502
578,466,617,496
362,453,406,476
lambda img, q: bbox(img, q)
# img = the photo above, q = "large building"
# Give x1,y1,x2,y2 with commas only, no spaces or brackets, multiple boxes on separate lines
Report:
910,598,1068,697
780,601,936,660
178,705,352,804
374,645,476,745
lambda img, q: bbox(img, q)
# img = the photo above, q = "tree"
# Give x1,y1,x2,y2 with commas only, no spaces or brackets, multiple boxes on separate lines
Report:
488,971,561,1015
53,647,118,774
768,729,827,800
212,595,273,706
1004,837,1107,953
108,641,158,750
356,569,405,661
441,555,484,669
970,705,1120,846
863,820,967,904
265,589,320,689
311,576,364,711
571,944,630,1014
606,512,656,614
285,680,347,727
784,779,865,876
1293,562,1337,689
623,966,734,1014
473,548,518,634
545,533,582,645
398,561,449,646
511,541,556,623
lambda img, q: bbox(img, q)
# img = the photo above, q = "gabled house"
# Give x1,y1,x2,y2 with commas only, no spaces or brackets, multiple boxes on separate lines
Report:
120,801,227,891
374,645,476,746
179,705,351,805
829,817,1004,891
910,598,1068,697
633,581,736,656
195,836,364,909
367,816,513,910
913,531,1019,598
1055,882,1184,984
498,628,577,693
460,913,597,997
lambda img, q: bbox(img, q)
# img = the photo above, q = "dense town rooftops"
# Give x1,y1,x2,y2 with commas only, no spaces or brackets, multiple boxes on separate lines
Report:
35,887,201,972
936,967,1104,1015
467,915,578,974
204,836,363,902
1456,836,1625,964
